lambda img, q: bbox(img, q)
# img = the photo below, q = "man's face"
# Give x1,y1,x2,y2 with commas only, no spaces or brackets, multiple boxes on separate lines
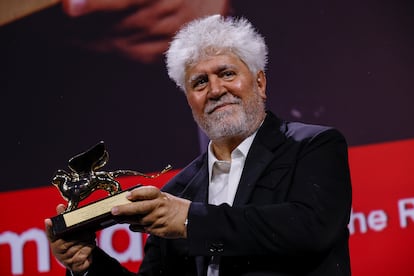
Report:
184,53,267,141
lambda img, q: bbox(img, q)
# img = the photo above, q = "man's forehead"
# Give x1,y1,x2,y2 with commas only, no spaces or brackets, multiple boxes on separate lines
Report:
186,55,243,76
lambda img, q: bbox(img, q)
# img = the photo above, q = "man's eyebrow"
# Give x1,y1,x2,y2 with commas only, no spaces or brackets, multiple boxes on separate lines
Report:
187,64,237,83
215,64,235,73
188,73,206,84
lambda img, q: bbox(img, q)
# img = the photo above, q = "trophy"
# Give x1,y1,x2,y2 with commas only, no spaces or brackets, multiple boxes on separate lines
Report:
50,141,172,237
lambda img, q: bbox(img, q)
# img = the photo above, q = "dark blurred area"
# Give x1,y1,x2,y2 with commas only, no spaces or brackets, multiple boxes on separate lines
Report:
0,5,199,190
234,1,414,144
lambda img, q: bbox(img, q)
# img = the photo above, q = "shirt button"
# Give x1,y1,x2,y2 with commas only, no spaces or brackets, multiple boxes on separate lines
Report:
209,242,224,253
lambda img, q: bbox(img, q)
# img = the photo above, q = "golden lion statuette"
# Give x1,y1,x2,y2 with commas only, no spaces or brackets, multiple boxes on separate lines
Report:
50,141,171,237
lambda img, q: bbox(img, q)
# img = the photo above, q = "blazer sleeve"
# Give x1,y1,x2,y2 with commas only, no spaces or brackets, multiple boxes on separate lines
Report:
186,128,352,257
78,247,136,276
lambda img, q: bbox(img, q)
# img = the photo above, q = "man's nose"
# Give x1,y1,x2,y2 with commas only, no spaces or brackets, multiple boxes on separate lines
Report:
208,76,225,99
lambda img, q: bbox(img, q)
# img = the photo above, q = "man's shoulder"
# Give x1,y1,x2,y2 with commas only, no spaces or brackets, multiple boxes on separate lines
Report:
264,111,345,144
285,121,333,139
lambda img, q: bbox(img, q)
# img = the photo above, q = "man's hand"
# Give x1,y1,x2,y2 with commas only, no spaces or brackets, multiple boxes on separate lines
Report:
45,204,96,274
111,185,191,239
61,0,230,63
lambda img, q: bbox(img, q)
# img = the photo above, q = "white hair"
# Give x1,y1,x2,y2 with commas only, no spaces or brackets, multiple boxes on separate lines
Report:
165,14,268,92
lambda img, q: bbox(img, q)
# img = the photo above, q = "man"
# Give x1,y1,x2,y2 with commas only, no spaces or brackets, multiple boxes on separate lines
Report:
45,15,352,275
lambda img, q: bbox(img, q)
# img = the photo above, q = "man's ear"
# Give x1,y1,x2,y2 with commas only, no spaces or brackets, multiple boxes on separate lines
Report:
256,70,267,100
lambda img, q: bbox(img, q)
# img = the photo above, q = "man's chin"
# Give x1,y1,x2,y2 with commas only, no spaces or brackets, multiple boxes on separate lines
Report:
205,123,246,140
208,108,240,121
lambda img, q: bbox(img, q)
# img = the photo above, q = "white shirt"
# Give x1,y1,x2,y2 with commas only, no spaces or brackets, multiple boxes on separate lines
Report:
207,132,257,206
206,130,258,276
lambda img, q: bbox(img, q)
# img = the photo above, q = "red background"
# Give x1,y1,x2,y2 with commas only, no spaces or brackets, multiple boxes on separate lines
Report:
1,138,414,275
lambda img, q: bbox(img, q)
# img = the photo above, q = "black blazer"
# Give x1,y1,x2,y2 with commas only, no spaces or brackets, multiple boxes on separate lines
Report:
88,111,352,276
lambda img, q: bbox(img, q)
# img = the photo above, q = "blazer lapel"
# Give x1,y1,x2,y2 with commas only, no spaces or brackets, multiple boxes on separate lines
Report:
177,154,209,203
233,143,273,205
233,112,286,205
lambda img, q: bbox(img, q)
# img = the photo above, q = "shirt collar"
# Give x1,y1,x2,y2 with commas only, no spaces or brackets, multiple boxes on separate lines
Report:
208,129,259,182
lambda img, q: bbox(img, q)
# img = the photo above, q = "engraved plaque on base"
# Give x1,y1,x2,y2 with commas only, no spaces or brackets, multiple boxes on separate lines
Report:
51,185,140,237
50,141,171,238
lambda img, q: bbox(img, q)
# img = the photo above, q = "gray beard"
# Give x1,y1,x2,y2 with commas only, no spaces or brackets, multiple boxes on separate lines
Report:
193,91,265,141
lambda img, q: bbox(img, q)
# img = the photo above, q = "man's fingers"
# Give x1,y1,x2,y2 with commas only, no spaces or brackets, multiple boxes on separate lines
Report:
44,204,67,242
62,0,151,17
112,196,157,216
128,185,162,201
44,218,57,241
60,242,95,272
56,204,66,214
111,186,167,217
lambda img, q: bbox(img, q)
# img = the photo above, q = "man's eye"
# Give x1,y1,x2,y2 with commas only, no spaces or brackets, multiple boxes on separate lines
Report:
222,71,236,79
193,77,208,89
